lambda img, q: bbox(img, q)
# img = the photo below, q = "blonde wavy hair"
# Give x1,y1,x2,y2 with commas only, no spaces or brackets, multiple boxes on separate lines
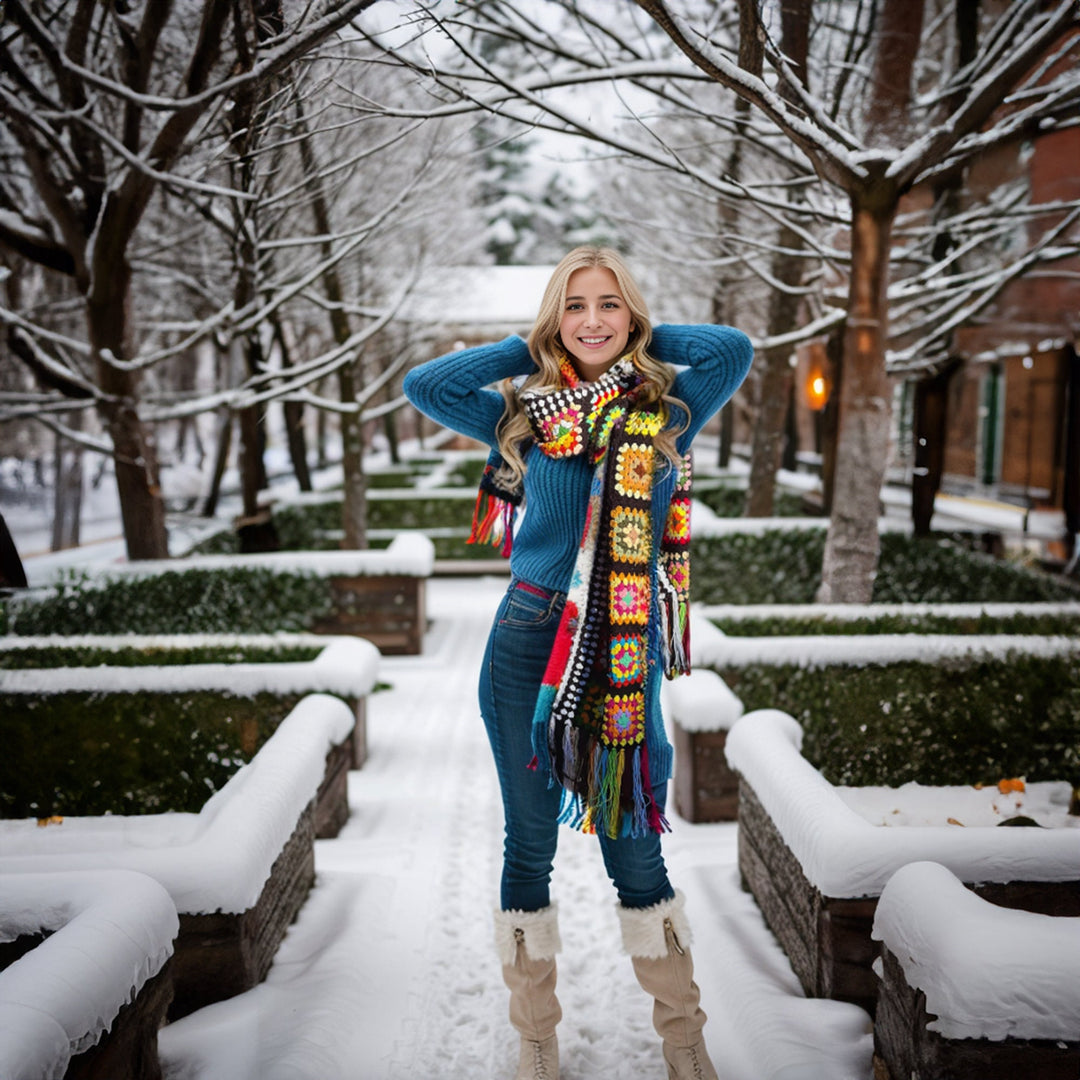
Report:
495,246,689,488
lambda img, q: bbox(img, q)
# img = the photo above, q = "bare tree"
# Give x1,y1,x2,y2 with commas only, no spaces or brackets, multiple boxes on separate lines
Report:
365,0,1080,600
0,0,379,559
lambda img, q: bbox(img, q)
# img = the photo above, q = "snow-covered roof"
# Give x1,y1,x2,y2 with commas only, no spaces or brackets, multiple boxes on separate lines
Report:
872,861,1080,1041
0,869,178,1072
401,264,555,331
0,693,355,914
723,709,1080,898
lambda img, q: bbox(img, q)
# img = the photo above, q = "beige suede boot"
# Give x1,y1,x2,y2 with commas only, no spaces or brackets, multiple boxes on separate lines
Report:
494,904,562,1080
617,891,719,1080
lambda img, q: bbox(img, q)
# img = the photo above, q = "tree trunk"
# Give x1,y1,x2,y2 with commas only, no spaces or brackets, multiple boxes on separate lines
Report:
1063,344,1080,569
284,401,313,492
202,410,232,518
865,0,926,147
745,218,806,517
239,400,264,520
87,265,169,561
742,0,809,514
817,197,896,602
316,392,329,469
712,92,752,470
782,385,798,473
817,0,923,599
819,324,843,515
745,346,795,516
912,362,958,536
274,317,313,491
718,402,733,468
50,427,83,551
0,512,28,589
295,98,367,547
338,360,367,548
382,410,401,466
101,394,169,559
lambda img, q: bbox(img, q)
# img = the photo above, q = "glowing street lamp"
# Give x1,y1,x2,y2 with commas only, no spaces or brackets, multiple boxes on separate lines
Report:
806,370,829,411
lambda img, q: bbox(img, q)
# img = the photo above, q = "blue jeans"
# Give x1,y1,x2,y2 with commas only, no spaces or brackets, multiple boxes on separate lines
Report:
479,579,675,913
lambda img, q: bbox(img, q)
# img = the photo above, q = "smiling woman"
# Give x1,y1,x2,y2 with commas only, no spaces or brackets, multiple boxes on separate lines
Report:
558,266,635,377
402,245,753,1080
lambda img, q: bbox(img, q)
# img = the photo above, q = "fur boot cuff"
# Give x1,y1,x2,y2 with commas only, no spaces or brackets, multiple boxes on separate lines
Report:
494,903,562,966
616,889,693,960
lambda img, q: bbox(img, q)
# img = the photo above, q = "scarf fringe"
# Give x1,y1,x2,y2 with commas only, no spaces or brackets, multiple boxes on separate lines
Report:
468,465,517,556
553,739,671,839
657,565,691,679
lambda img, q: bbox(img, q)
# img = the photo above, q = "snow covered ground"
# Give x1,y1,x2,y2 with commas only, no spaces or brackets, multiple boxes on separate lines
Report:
152,575,873,1080
7,455,1071,1079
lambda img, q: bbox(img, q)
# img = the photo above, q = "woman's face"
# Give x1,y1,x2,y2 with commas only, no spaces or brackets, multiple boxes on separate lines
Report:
558,266,634,380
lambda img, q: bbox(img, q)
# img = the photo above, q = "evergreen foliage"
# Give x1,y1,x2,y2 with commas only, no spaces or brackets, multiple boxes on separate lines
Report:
0,690,313,818
716,654,1080,789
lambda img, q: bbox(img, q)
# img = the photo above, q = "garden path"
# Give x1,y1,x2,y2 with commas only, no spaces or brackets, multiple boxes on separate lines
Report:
154,576,875,1080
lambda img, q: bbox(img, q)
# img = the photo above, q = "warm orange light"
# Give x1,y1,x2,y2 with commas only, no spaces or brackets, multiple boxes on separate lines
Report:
806,371,829,410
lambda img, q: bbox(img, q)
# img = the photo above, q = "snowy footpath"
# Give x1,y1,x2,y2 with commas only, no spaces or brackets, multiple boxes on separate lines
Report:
157,576,873,1080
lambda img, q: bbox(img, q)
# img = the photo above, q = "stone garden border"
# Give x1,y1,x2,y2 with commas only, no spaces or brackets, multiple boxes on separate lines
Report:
724,710,1080,1016
0,693,358,1020
871,861,1080,1079
0,870,177,1080
0,634,377,779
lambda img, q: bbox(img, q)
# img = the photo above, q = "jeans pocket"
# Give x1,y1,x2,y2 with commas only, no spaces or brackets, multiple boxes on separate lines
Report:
499,586,563,628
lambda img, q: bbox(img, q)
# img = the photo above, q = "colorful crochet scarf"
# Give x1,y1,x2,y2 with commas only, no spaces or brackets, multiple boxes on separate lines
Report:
469,354,692,839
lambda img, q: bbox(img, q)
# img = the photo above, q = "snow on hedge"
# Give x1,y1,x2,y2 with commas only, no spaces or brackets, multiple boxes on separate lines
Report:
690,505,830,538
872,861,1080,1041
661,668,744,733
0,693,354,914
0,869,178,1075
48,531,434,584
698,600,1080,623
0,631,340,653
723,710,1080,898
0,635,380,697
693,625,1080,669
840,779,1076,829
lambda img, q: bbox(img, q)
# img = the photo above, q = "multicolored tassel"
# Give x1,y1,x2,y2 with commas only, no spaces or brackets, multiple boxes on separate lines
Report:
468,458,521,557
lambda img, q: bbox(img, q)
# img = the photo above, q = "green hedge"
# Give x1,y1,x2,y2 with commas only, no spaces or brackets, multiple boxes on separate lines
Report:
694,484,806,518
441,457,488,488
0,689,319,817
13,525,1076,638
706,610,1080,637
0,642,324,669
692,530,1079,605
189,492,475,555
714,652,1080,788
9,567,331,636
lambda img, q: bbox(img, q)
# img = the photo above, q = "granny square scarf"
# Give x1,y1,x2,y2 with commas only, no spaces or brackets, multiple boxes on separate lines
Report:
470,354,692,839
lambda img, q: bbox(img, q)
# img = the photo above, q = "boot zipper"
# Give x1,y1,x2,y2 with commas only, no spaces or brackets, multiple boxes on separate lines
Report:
663,916,685,955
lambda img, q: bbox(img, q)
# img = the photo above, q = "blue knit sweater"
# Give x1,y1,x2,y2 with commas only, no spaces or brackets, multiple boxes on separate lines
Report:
404,323,753,790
